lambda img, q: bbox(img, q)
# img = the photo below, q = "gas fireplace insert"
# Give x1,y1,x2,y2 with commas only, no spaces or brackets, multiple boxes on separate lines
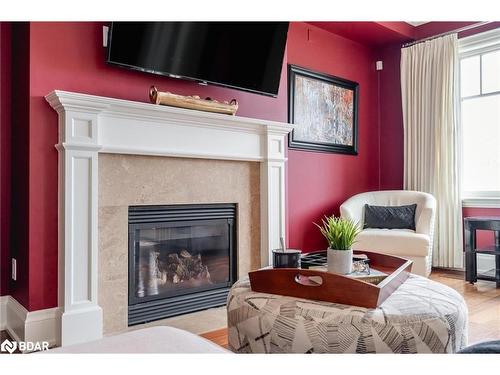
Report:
128,203,237,325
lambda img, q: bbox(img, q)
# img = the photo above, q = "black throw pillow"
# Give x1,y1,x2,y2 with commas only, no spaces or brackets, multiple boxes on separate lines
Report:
363,203,417,230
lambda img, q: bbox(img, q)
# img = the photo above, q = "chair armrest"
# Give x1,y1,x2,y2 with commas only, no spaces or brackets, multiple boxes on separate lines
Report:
415,200,436,236
340,196,365,226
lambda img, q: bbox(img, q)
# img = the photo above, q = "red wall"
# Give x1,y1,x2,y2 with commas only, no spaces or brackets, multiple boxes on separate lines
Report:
18,21,498,310
377,44,404,190
415,22,500,40
25,21,290,311
6,21,385,310
0,23,12,296
286,23,380,252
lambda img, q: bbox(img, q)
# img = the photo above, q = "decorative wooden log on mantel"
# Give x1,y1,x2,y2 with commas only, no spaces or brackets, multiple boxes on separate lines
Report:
149,86,239,115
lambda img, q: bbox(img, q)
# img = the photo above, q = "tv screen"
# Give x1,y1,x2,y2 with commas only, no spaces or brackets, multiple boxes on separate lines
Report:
107,22,289,97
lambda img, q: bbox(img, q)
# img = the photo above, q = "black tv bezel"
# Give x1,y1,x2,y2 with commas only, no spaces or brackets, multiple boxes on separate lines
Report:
105,22,288,98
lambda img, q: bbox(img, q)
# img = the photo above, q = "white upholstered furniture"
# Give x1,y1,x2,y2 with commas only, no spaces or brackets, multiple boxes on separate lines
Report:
340,190,436,277
44,326,229,353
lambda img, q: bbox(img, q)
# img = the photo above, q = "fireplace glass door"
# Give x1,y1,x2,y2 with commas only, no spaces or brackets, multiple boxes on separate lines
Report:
128,204,236,325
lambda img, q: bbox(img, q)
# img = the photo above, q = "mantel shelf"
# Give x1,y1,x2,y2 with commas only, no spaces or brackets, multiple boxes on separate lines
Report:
45,90,293,136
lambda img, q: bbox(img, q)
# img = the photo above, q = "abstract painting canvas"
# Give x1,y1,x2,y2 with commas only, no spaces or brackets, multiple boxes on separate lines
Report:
288,65,359,154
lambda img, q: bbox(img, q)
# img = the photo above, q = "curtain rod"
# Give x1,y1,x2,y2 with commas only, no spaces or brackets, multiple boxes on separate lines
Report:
402,21,494,48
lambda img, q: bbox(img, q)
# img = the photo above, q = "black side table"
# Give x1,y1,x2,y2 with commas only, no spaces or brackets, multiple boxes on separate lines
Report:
464,217,500,287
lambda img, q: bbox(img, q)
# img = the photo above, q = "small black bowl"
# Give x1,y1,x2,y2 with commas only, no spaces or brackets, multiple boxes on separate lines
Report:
272,249,302,268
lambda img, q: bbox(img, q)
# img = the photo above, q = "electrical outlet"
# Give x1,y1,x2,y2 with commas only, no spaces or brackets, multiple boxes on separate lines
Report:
11,258,16,281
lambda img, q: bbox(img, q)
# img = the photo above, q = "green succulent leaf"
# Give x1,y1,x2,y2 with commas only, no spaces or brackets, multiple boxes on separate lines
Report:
314,215,361,250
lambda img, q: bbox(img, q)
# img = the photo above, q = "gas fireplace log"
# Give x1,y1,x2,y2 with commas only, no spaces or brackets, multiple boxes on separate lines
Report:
157,250,211,284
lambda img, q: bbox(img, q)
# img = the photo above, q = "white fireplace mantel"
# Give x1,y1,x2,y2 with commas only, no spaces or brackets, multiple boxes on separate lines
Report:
45,90,293,347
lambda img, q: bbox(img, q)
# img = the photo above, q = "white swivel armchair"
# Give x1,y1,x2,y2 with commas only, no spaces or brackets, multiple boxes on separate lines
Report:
340,190,436,277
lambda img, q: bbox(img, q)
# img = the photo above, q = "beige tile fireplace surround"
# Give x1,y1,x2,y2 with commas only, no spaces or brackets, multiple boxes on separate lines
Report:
46,90,292,346
99,154,260,334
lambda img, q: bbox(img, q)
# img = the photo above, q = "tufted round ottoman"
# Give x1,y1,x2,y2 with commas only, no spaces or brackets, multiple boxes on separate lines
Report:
227,274,468,353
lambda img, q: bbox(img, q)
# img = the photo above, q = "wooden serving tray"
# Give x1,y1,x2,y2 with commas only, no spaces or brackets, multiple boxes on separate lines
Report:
248,251,412,308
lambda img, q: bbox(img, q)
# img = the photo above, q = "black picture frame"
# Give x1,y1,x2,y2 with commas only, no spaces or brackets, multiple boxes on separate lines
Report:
288,65,359,155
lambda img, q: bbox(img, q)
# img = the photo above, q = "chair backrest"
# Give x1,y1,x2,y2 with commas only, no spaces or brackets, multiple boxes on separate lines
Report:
340,190,436,235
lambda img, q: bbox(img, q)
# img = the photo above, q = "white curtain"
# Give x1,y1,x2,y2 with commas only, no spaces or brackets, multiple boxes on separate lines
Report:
401,34,463,269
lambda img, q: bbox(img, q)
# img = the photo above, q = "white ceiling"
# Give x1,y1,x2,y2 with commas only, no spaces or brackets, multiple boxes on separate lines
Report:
406,22,430,26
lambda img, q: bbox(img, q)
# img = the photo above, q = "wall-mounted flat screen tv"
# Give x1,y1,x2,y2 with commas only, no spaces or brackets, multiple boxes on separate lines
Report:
107,22,289,97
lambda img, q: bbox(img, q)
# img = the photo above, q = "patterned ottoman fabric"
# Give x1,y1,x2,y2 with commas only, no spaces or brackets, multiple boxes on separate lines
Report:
227,274,468,354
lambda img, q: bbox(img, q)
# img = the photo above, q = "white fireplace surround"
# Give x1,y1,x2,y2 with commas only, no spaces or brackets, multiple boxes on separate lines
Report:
45,90,293,347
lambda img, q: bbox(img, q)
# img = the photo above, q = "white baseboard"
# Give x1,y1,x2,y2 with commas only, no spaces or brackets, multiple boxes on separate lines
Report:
0,295,60,351
0,296,8,331
5,296,25,343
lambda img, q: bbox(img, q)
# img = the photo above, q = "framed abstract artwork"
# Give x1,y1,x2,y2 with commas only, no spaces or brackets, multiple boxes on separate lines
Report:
288,65,359,155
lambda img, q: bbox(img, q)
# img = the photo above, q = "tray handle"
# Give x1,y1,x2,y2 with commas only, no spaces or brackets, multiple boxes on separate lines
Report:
294,274,324,286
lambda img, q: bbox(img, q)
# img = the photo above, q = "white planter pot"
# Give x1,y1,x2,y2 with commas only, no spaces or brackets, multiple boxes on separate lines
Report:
327,248,353,275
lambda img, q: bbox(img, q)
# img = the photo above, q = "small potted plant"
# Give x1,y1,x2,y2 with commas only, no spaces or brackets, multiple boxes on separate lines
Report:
315,215,361,275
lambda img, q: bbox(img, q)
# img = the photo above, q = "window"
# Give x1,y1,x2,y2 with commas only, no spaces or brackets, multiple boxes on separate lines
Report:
459,29,500,206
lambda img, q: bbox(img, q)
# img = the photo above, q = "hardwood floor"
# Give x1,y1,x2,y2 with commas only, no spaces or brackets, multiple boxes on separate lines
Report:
2,270,497,352
201,328,229,348
201,269,500,349
430,269,500,344
0,330,13,342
